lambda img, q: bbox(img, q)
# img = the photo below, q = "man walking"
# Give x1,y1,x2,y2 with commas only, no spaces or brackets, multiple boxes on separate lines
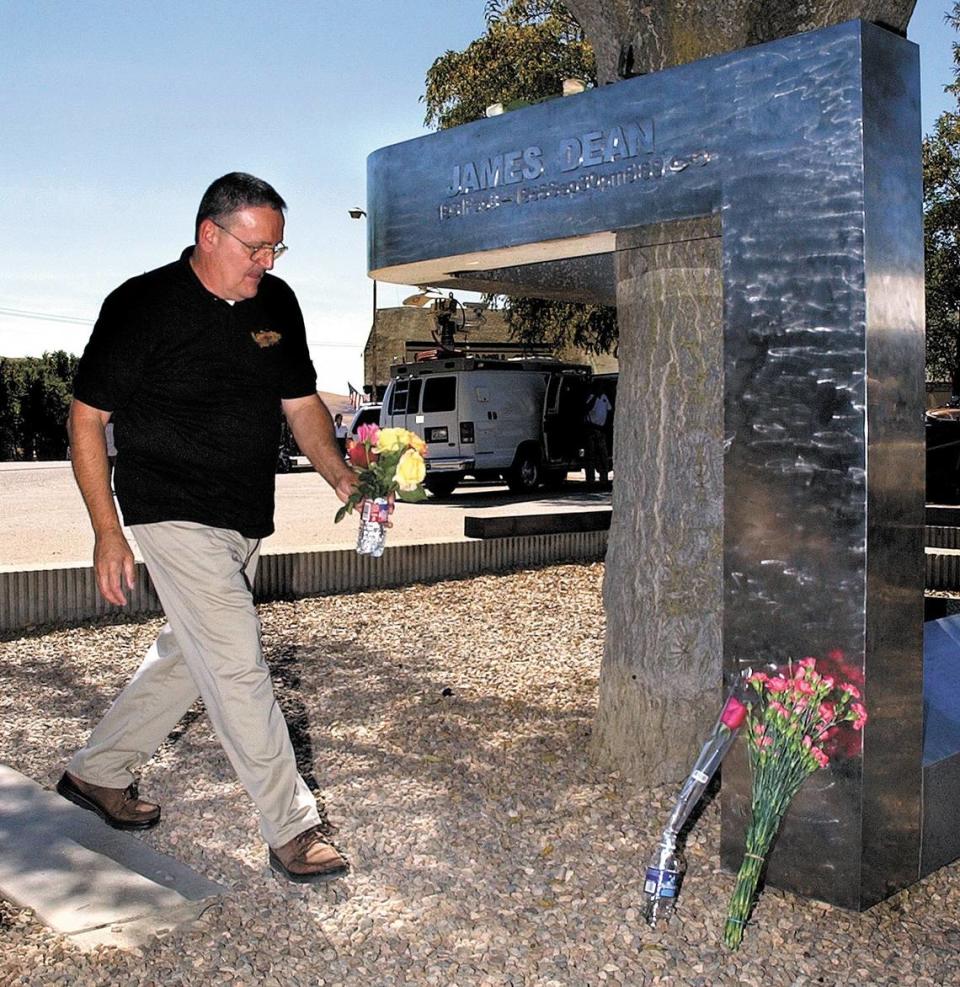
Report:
60,173,356,884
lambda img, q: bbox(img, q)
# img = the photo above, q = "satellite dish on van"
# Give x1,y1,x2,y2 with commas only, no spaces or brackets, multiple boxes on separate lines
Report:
429,293,467,350
402,289,445,307
400,289,467,350
404,290,493,351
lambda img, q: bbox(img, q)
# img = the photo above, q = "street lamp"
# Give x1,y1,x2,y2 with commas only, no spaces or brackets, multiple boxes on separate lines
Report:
348,207,377,330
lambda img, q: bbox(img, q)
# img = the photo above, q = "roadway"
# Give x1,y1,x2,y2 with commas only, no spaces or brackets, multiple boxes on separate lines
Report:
0,462,612,570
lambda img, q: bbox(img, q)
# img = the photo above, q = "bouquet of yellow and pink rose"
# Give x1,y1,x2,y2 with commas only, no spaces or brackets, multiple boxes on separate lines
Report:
336,424,427,556
722,655,867,949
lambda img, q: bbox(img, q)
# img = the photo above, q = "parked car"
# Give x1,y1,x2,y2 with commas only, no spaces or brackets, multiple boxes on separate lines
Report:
276,419,297,473
348,403,383,442
927,404,960,503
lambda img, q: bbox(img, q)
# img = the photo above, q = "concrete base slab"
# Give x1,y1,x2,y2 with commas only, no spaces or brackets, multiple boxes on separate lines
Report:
0,764,225,949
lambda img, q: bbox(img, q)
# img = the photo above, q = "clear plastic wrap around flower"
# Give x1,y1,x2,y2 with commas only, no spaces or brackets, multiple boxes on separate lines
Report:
356,498,389,557
335,425,427,552
643,675,753,928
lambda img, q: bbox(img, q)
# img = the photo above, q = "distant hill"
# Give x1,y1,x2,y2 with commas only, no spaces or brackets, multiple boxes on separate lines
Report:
319,391,355,419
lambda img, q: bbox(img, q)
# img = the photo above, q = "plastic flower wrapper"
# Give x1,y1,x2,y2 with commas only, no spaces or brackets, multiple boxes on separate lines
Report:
643,673,753,927
722,656,867,950
335,424,427,556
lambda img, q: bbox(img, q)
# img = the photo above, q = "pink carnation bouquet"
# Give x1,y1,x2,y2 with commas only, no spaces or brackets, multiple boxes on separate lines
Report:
722,656,867,950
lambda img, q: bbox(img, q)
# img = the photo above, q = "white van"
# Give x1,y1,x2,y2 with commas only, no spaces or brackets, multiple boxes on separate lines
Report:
380,356,602,496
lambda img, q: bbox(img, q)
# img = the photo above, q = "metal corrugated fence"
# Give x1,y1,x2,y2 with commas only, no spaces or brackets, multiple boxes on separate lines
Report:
926,552,960,592
9,527,960,632
0,531,608,633
926,526,960,550
926,527,960,593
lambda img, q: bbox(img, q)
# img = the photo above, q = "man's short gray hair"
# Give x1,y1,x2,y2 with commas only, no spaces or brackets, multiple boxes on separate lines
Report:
195,172,287,241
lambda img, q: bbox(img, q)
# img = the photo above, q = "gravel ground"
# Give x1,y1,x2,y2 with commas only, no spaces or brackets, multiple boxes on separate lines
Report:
1,562,959,986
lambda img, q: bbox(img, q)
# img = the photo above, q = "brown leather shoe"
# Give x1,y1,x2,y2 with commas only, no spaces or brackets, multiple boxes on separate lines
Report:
269,825,349,884
56,771,161,831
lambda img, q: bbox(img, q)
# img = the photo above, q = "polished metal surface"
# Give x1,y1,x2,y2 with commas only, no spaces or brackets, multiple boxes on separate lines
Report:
718,23,925,909
437,253,617,306
366,20,928,908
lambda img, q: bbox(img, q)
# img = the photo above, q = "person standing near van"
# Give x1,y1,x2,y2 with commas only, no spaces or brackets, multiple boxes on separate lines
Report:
60,172,356,884
583,388,613,488
334,413,348,457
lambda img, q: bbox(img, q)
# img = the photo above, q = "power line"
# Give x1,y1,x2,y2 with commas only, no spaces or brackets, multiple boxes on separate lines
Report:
0,306,93,326
0,308,362,347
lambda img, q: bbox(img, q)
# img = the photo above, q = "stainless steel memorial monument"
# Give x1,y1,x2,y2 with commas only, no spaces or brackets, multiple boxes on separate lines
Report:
363,20,943,909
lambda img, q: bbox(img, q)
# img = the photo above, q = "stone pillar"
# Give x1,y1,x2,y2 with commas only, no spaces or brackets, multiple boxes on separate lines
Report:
365,20,930,906
593,218,724,782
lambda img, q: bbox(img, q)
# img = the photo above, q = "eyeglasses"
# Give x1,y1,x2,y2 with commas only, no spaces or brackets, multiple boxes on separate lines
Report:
211,220,288,263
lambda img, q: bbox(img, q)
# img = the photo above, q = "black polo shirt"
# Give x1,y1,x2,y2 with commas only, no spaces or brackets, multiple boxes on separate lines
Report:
74,248,317,538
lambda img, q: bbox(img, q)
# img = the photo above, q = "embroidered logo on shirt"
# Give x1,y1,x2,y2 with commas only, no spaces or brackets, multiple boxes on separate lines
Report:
251,330,282,348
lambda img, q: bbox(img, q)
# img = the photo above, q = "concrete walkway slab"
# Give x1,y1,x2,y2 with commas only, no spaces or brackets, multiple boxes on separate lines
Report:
0,764,225,949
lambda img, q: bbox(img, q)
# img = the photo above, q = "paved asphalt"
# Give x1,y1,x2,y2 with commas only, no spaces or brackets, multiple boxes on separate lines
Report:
0,462,612,570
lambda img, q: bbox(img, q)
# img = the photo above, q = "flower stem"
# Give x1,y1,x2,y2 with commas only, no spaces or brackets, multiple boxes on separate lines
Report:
723,855,763,949
722,811,782,950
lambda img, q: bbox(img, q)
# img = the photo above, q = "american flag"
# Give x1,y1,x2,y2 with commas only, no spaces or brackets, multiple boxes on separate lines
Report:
348,382,363,410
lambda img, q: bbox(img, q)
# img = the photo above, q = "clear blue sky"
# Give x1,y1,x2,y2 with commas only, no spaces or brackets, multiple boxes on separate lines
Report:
0,1,955,394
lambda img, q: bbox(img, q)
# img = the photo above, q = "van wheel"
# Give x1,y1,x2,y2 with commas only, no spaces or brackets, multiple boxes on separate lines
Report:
425,475,460,498
506,449,542,493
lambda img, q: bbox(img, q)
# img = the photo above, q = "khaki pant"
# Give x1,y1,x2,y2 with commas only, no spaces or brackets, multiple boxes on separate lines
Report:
68,521,320,847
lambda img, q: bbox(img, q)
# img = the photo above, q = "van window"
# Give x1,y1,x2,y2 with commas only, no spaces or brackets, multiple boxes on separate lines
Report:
388,378,422,415
354,408,379,429
545,376,562,413
422,376,456,413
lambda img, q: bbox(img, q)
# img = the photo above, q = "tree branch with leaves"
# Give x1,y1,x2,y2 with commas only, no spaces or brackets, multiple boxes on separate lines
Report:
923,3,960,385
422,0,617,357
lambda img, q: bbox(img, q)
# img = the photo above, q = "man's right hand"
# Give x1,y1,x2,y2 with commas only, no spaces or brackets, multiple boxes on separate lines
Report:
94,528,136,606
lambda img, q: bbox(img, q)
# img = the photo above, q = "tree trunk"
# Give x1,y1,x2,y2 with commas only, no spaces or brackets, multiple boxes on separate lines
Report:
563,0,917,84
565,0,918,783
591,218,723,782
